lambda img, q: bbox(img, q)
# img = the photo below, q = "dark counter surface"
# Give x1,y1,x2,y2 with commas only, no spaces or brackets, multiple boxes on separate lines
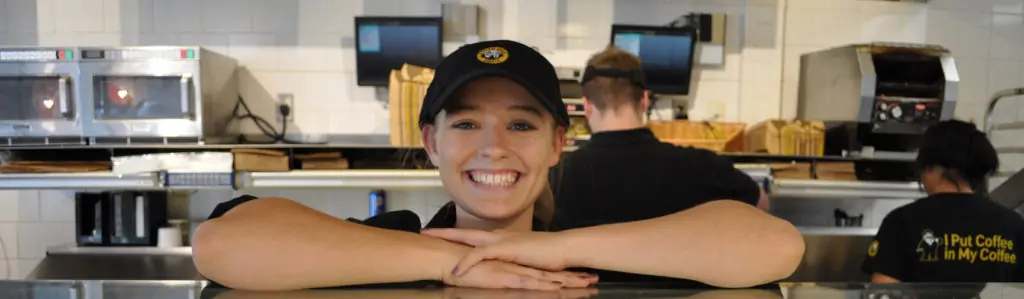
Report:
1,280,1023,299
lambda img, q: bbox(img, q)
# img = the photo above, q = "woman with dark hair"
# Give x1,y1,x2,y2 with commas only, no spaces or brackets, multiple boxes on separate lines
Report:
862,119,1024,283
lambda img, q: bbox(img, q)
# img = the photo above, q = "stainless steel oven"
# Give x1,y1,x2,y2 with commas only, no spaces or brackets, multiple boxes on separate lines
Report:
0,47,86,146
78,47,238,144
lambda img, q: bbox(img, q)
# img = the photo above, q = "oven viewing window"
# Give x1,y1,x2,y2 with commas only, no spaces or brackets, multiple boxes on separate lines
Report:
93,75,192,120
0,76,71,121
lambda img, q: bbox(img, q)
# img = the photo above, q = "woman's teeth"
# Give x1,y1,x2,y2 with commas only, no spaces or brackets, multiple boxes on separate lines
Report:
469,171,520,186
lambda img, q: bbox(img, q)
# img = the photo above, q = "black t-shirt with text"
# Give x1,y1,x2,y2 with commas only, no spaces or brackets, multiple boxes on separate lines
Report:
549,128,763,287
862,193,1024,282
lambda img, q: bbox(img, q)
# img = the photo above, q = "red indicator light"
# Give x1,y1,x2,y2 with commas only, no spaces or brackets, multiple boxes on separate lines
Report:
57,51,66,60
916,104,925,110
180,49,188,59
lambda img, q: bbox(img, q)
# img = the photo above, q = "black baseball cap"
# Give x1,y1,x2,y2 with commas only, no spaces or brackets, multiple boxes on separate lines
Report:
418,40,569,128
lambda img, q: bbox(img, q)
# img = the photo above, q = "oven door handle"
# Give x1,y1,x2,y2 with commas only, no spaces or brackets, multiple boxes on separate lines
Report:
58,76,71,117
180,74,193,117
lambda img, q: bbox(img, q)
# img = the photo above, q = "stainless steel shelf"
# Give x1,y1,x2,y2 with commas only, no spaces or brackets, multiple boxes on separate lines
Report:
772,179,924,199
243,170,444,189
798,227,878,236
0,172,161,189
47,245,192,256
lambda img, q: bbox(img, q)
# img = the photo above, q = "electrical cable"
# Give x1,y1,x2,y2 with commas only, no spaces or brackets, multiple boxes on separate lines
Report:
230,96,324,144
0,235,10,279
646,93,659,121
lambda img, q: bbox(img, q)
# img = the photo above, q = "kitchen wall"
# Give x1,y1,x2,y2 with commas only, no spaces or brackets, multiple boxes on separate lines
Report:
3,0,1024,279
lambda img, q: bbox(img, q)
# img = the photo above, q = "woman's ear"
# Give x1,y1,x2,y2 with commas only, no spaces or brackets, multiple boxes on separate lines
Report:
641,90,650,111
421,125,442,166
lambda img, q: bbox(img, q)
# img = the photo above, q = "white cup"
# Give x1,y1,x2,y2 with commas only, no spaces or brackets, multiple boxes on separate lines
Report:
157,226,183,248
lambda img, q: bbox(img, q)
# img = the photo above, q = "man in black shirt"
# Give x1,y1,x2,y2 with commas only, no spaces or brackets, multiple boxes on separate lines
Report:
548,45,768,246
862,120,1024,282
551,46,767,233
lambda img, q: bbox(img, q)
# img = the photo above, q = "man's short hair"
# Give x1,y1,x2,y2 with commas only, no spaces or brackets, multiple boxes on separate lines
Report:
582,46,645,110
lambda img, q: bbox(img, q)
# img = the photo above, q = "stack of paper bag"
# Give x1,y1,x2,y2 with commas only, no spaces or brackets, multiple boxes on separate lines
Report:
389,64,435,147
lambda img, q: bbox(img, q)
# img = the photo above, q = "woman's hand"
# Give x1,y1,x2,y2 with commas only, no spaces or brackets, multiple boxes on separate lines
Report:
423,229,586,279
442,260,595,290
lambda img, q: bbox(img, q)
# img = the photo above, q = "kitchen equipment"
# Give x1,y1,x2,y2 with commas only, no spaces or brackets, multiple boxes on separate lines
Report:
156,226,182,248
77,47,238,145
0,47,85,146
798,43,957,155
799,43,957,180
75,191,168,246
833,209,864,227
557,67,591,148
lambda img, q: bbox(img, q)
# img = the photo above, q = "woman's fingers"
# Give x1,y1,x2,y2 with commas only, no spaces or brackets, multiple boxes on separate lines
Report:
508,267,594,288
544,272,593,288
503,274,562,291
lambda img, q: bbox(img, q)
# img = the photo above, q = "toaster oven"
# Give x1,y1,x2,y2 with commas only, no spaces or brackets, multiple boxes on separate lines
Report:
78,47,238,144
0,47,86,146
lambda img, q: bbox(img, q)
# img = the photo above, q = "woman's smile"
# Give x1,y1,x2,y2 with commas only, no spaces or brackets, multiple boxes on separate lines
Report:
465,169,523,189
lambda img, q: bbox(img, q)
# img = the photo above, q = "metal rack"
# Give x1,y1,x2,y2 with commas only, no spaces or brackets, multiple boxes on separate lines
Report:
0,168,927,200
771,179,923,200
984,87,1024,210
242,170,444,189
0,172,162,189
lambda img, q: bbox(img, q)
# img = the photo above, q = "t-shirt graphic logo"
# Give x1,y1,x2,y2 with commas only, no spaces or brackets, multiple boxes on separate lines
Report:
916,230,942,262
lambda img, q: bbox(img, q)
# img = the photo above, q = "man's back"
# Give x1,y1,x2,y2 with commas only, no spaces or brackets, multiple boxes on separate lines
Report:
549,128,763,285
551,128,760,229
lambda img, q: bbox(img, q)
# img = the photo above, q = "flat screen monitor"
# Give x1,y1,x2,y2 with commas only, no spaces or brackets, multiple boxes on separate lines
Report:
610,25,698,95
354,17,443,87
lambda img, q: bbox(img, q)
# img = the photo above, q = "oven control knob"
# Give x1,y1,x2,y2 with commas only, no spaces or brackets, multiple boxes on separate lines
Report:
890,106,903,120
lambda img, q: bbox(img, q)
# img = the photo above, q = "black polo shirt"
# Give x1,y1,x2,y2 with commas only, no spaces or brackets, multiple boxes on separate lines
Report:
862,193,1024,282
548,128,762,287
201,196,544,292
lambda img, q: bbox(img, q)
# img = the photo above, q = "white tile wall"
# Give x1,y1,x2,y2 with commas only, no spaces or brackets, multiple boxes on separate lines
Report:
3,0,1024,278
0,190,72,279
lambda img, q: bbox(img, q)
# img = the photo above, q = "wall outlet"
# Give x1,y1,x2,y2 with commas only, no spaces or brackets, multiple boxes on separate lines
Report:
277,93,294,124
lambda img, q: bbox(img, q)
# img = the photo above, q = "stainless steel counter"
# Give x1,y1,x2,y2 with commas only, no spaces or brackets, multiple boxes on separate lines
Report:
27,247,201,281
34,229,877,284
2,280,1024,299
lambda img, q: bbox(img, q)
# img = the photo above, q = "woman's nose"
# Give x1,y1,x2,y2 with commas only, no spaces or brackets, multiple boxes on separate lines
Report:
478,127,511,159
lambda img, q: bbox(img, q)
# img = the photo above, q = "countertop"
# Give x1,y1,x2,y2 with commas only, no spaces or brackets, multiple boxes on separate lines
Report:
2,280,1024,299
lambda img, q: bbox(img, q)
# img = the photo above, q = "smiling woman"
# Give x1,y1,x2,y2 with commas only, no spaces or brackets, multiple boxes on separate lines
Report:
192,40,591,291
191,40,804,292
423,76,564,231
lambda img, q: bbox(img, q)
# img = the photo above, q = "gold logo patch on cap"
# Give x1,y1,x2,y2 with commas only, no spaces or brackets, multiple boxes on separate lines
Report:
477,47,509,64
867,241,879,257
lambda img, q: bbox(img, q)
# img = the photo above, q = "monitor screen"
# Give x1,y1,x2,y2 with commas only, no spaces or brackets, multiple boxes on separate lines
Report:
610,25,697,95
354,17,443,87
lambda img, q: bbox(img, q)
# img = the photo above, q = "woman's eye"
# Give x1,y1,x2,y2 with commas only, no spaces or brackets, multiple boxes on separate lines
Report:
451,122,477,129
509,122,537,131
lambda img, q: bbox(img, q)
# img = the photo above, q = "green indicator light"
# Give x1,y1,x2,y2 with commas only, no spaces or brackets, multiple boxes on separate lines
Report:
187,49,195,59
65,50,73,59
